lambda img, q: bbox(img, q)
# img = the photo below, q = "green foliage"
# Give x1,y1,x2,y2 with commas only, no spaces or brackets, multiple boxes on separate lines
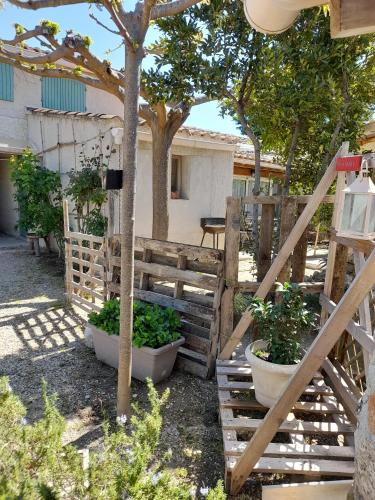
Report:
10,149,64,251
132,300,181,349
40,19,60,35
250,283,315,365
83,208,107,237
89,298,120,336
0,377,225,499
88,299,182,349
82,35,93,48
65,155,107,235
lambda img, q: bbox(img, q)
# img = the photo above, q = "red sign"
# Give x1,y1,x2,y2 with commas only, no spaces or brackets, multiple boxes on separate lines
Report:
336,156,362,171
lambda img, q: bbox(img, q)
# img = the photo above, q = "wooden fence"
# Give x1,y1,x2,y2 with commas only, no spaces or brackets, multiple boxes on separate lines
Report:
64,202,224,378
220,194,334,349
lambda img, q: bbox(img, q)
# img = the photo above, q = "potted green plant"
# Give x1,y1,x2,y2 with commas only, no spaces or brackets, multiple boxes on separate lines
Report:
86,299,185,383
245,283,314,408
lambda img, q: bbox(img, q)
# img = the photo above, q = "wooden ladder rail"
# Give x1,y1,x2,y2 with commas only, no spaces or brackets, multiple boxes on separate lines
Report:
220,142,349,360
229,247,375,494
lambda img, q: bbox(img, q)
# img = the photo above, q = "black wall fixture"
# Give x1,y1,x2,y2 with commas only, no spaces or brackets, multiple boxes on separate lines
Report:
106,169,123,190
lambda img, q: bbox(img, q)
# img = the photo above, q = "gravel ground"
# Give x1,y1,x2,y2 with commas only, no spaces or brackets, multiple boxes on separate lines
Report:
0,238,227,495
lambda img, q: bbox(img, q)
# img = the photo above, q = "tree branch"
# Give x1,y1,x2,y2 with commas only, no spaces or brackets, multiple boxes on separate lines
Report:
89,12,120,35
151,0,202,20
7,0,86,9
0,44,70,65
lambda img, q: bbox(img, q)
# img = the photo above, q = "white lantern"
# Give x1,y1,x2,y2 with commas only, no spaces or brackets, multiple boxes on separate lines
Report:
338,160,375,240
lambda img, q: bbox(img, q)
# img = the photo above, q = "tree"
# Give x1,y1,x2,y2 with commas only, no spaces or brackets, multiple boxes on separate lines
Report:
1,0,202,415
154,0,277,264
243,9,375,195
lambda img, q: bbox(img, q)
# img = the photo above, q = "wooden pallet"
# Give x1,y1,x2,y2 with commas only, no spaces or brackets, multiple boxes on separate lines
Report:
217,359,355,490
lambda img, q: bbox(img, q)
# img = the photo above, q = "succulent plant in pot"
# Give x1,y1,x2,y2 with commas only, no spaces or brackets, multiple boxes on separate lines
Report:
245,282,314,408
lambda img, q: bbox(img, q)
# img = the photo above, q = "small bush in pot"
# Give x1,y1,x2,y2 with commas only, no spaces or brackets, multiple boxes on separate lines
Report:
250,282,314,365
88,299,182,348
87,299,184,383
245,282,315,407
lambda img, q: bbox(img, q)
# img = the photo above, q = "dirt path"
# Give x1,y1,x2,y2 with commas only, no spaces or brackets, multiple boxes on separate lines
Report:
0,237,227,495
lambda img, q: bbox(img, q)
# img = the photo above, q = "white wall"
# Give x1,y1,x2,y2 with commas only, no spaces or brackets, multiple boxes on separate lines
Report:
26,113,234,247
0,156,18,235
0,67,234,247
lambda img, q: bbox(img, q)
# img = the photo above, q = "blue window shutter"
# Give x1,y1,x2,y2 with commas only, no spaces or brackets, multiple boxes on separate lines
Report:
42,77,85,111
0,63,14,101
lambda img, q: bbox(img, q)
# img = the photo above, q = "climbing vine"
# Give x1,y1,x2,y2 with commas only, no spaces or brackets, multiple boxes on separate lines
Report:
65,155,107,236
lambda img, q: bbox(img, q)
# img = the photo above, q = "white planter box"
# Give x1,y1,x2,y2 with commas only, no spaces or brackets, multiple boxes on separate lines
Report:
86,323,185,384
245,339,299,408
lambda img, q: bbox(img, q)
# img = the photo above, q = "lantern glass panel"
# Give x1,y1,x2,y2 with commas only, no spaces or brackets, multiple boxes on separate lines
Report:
341,193,367,233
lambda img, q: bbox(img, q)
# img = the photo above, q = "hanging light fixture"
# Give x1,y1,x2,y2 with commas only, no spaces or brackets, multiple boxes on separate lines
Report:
338,159,375,240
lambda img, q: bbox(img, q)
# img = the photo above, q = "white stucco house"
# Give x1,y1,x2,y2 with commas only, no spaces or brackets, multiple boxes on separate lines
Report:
0,59,283,247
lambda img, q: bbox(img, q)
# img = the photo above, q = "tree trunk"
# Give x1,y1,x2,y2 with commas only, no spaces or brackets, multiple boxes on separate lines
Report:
283,119,300,196
117,45,143,416
150,124,171,241
236,101,261,265
148,106,190,241
252,138,261,258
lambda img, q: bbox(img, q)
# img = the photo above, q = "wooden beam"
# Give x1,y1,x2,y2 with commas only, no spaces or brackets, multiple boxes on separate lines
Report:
331,0,375,38
238,281,324,294
240,195,335,205
229,247,375,494
322,358,358,424
330,230,375,255
258,204,275,282
319,294,375,354
291,204,308,283
277,197,297,284
219,143,349,360
320,170,347,325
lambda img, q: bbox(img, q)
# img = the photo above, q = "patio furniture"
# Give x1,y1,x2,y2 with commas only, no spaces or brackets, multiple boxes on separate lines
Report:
200,217,225,249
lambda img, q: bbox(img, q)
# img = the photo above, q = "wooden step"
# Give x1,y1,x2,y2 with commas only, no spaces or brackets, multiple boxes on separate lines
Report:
219,396,344,414
227,456,354,476
218,379,334,396
224,441,355,459
222,417,354,435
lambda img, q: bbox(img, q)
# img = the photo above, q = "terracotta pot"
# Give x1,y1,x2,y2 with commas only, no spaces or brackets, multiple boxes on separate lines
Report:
245,339,299,408
89,323,185,383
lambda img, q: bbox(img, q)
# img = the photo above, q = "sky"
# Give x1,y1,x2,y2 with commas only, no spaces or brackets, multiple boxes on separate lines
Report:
0,2,242,135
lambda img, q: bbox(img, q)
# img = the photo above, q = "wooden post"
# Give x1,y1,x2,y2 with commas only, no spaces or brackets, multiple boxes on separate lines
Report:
258,204,275,282
291,203,308,283
63,199,72,302
277,197,297,284
220,197,241,350
219,143,349,360
229,247,375,495
320,170,347,325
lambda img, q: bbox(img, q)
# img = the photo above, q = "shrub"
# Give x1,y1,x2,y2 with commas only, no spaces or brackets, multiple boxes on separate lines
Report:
88,299,182,349
0,377,226,499
249,282,315,365
10,149,64,253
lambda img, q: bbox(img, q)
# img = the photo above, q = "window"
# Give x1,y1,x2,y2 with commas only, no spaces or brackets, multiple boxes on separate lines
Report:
171,156,188,199
0,63,14,102
42,77,86,111
233,176,273,216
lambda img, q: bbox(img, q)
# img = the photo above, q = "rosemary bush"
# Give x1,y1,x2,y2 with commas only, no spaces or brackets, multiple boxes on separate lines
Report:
0,377,225,499
250,282,314,365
